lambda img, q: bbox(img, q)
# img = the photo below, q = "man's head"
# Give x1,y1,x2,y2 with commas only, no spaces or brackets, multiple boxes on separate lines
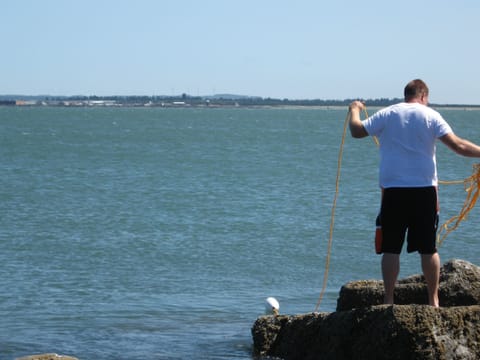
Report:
404,79,429,104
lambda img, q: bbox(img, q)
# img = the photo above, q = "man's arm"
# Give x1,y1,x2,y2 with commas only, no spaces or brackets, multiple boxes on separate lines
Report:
440,132,480,157
348,101,369,138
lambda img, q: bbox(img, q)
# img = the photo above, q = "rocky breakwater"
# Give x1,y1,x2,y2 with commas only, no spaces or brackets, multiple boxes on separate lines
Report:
16,354,78,360
252,259,480,360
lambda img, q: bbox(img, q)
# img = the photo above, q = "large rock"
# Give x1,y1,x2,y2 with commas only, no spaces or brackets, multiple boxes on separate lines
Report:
252,259,480,360
252,305,480,360
337,259,480,311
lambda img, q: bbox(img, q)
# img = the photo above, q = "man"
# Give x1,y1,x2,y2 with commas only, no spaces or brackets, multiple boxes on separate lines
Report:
348,79,480,307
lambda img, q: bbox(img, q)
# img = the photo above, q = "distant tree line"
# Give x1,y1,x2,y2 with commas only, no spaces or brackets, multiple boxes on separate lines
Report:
1,94,478,108
32,94,405,106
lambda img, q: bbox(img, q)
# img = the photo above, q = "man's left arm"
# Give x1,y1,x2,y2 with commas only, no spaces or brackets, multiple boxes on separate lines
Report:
348,101,369,138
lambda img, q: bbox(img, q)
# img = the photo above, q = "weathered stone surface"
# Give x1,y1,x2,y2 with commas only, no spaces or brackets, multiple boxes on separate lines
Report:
15,354,78,360
252,305,480,360
337,259,480,311
252,259,480,360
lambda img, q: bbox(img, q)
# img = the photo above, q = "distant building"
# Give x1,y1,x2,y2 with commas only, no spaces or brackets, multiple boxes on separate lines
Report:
87,100,117,106
16,100,37,106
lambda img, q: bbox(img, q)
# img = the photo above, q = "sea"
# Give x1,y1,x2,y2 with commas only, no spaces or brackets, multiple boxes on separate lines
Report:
1,106,479,360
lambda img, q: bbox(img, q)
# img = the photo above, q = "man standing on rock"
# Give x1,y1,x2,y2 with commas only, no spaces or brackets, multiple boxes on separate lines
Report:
348,79,480,307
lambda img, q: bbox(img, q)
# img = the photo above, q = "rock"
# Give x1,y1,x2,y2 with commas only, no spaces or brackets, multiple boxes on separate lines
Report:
337,259,480,311
15,354,78,360
252,305,480,360
252,259,480,360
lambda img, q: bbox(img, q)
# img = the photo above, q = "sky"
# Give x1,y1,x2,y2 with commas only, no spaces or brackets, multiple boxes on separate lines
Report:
2,0,479,104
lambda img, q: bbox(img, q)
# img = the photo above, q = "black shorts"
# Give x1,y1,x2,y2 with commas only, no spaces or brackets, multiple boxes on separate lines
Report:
380,187,438,254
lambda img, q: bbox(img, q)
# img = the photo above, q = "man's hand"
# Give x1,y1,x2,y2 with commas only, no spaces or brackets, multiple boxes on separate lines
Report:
349,100,365,112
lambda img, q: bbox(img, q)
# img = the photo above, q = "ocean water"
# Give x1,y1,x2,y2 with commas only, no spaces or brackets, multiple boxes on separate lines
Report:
1,106,479,359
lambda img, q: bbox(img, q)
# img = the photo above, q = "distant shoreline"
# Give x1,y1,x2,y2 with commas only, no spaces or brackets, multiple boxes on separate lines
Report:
1,95,480,109
2,102,480,111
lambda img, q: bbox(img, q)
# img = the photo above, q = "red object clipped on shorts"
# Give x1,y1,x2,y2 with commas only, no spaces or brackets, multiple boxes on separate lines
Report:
375,214,382,254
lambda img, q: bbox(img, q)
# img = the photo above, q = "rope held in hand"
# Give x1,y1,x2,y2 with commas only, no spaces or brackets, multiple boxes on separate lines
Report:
314,107,370,312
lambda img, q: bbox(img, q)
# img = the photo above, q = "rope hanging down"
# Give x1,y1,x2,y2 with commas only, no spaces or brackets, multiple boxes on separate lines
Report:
314,107,480,312
314,108,370,312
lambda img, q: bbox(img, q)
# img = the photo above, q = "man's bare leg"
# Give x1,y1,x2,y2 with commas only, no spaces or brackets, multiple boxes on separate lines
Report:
421,252,440,307
382,253,400,305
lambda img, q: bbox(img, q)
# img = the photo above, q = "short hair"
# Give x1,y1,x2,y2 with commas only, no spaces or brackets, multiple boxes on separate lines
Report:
404,79,429,101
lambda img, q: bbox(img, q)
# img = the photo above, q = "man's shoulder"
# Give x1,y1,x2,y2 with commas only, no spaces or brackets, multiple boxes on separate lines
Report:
377,102,407,113
387,102,442,117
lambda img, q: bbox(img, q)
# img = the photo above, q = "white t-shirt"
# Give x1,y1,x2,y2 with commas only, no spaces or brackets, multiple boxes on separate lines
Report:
362,102,452,188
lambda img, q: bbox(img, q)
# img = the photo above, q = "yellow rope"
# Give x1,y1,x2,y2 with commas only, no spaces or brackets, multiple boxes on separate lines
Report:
314,107,369,312
437,163,480,246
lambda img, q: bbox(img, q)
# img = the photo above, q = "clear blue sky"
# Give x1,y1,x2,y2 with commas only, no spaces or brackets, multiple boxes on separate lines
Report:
2,0,479,104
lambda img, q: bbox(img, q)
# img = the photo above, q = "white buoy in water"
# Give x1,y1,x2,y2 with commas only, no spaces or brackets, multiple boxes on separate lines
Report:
265,297,280,315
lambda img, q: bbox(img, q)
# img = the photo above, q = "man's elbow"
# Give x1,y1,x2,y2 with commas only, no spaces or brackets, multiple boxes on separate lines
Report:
350,127,369,138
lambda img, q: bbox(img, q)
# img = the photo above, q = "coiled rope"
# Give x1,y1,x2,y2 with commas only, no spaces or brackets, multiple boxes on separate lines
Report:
437,163,480,246
314,107,480,312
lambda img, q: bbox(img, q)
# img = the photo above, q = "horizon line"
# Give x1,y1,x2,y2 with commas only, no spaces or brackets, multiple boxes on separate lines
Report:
1,94,480,107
